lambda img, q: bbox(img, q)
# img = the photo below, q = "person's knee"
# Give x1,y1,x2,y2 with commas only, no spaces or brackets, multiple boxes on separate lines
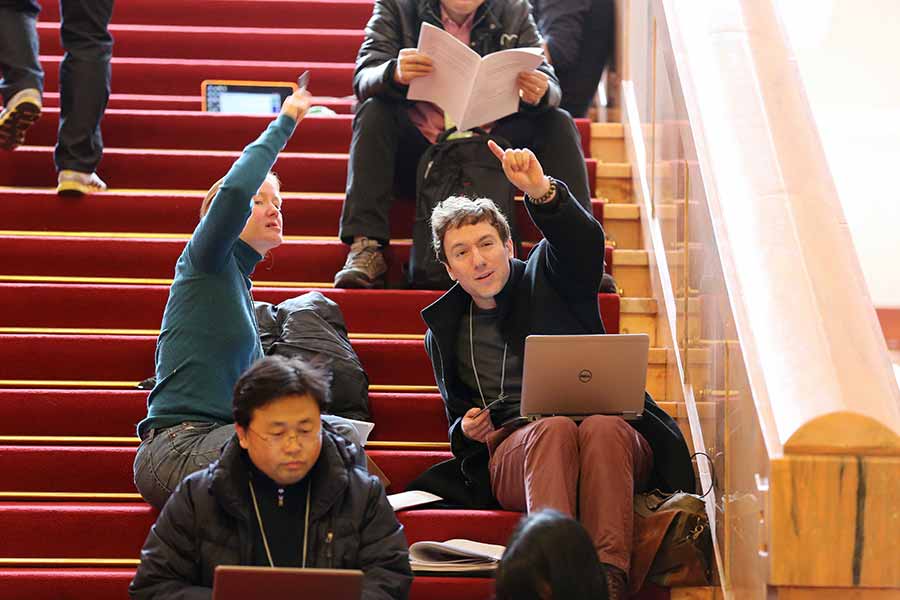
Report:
529,416,579,449
579,415,632,448
59,30,113,61
353,97,395,128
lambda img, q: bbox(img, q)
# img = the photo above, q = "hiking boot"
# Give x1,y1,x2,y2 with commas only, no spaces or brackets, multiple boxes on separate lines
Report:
57,170,108,197
0,88,42,150
601,563,628,600
334,237,387,288
600,272,619,294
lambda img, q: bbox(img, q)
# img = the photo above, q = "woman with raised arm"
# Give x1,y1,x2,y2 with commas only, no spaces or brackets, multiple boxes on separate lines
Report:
133,89,363,510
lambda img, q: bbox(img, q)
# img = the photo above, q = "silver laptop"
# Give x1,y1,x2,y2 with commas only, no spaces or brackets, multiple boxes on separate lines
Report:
213,566,363,600
520,334,649,420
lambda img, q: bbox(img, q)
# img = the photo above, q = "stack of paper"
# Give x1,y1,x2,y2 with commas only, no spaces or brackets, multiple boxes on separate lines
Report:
387,490,443,512
409,539,506,573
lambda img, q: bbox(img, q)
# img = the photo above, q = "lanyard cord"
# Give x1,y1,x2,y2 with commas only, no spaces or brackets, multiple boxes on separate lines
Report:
248,479,312,568
469,300,508,408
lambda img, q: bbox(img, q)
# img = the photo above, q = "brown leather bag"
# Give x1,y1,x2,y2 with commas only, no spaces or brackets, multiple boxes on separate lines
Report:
629,489,714,593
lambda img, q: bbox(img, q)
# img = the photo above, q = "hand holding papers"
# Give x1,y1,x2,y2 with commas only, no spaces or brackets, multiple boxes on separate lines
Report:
408,23,544,132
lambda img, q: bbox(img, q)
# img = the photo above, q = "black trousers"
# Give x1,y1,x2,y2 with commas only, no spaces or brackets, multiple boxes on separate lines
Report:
339,97,592,245
0,0,114,173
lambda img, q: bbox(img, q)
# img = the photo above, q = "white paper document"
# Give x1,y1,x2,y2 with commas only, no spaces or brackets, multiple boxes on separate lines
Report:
386,490,443,512
342,418,375,446
408,538,505,572
408,22,544,131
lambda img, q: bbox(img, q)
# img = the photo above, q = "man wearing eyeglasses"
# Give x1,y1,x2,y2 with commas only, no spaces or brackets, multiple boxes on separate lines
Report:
130,356,412,600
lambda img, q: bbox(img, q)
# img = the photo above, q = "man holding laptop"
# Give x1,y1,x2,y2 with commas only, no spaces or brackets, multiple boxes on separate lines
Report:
129,356,412,600
421,141,695,599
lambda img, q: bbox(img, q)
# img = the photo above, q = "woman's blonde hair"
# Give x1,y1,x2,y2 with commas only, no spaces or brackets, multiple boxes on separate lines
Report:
199,171,282,219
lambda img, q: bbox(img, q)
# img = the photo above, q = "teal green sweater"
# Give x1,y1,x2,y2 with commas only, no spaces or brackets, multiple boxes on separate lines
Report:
138,114,297,438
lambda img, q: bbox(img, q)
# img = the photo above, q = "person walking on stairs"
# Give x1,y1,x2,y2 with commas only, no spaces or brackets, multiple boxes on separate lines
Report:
0,0,113,195
133,89,364,511
420,140,695,600
130,356,412,600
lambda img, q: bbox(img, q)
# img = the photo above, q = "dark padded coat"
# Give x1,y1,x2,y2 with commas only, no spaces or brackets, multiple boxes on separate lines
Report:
421,181,696,506
129,428,412,600
353,0,561,111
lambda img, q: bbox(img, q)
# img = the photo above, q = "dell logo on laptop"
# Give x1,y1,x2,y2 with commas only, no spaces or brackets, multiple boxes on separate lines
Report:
578,370,592,383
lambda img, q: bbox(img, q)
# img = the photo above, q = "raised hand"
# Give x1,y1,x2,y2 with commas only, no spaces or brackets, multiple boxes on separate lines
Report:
488,139,551,199
280,88,312,122
394,48,434,85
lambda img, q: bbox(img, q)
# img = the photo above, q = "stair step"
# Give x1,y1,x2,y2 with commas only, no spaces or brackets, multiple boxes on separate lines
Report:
40,0,377,29
0,569,501,600
596,162,634,203
24,110,595,158
0,389,452,443
40,92,356,113
0,186,605,242
0,334,435,386
0,502,520,558
603,202,642,249
0,235,614,294
0,388,689,444
0,446,451,496
590,122,626,163
38,23,365,63
38,56,356,98
614,249,651,297
1,146,599,196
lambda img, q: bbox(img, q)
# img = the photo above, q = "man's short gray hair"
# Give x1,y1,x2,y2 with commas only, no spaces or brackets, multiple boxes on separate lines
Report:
430,196,512,263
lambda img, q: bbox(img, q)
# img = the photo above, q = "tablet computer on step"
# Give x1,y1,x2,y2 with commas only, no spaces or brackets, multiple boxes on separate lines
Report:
201,79,297,114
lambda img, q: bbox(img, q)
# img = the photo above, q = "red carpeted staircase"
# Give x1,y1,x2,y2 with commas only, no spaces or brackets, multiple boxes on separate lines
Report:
0,1,672,598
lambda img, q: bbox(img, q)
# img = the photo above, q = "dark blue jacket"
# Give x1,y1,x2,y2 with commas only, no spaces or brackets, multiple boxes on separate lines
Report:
532,0,615,117
422,182,695,506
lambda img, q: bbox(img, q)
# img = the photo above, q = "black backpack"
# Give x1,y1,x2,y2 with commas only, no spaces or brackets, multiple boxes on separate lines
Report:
408,128,520,289
254,292,370,421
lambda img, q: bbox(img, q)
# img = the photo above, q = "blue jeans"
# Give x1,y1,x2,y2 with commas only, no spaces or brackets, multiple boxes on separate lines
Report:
0,0,113,173
133,416,367,511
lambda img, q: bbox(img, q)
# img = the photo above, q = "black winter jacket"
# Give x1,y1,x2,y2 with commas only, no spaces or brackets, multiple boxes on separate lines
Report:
421,182,696,505
354,0,561,111
531,0,614,117
129,428,412,600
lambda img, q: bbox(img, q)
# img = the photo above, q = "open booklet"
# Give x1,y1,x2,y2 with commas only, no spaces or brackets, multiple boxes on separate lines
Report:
408,22,544,132
409,538,506,573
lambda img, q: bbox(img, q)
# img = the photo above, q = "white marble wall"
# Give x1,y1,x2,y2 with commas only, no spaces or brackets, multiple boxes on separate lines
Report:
776,0,900,307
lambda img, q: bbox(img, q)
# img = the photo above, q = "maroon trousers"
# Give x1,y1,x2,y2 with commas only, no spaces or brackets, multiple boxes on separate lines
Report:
488,415,653,572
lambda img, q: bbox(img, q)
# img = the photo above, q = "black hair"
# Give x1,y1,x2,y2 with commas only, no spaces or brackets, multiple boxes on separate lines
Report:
232,356,331,428
495,510,608,600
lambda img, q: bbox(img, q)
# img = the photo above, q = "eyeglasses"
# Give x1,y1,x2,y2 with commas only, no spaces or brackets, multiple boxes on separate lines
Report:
248,427,319,448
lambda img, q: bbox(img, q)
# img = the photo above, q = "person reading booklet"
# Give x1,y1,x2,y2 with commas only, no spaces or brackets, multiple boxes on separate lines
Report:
332,0,594,290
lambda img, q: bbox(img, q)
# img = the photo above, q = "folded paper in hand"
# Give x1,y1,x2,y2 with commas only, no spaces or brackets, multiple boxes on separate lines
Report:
342,418,375,446
409,538,505,573
408,22,543,132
